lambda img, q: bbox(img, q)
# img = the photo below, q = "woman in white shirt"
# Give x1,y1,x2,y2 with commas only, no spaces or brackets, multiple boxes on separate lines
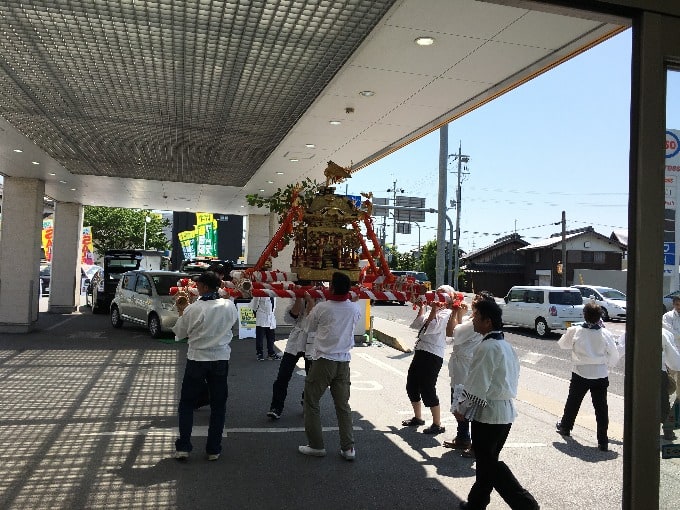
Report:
402,285,459,435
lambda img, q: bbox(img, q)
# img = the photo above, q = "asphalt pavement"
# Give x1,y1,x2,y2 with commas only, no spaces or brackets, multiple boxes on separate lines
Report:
0,298,678,509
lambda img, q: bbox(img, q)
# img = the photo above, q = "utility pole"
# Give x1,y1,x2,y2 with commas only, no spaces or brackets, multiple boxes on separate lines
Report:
561,210,567,286
387,180,404,250
437,126,448,287
449,142,470,291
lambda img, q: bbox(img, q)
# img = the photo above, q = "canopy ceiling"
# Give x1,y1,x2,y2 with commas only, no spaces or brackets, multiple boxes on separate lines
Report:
0,0,626,213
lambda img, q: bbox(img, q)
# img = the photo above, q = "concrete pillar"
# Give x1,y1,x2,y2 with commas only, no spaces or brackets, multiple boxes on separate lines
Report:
245,213,292,271
48,201,83,313
0,177,44,332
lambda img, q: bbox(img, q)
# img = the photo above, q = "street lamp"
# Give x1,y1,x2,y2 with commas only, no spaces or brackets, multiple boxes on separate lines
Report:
414,221,421,257
143,215,151,250
387,180,404,248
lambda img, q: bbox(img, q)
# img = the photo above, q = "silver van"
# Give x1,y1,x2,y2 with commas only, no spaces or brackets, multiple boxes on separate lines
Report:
501,285,584,337
110,270,188,338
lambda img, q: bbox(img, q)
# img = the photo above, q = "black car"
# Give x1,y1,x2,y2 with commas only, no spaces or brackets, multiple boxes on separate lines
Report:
179,258,234,278
87,250,143,313
39,262,51,296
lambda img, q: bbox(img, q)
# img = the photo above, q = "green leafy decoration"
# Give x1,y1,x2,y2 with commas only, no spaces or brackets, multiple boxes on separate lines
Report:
246,178,321,223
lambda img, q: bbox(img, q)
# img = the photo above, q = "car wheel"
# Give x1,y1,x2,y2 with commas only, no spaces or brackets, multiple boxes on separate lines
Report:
148,313,162,338
111,306,124,328
535,318,549,337
601,307,610,322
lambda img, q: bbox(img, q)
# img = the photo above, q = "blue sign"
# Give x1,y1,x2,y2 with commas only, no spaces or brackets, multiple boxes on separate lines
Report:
664,242,675,266
345,194,362,209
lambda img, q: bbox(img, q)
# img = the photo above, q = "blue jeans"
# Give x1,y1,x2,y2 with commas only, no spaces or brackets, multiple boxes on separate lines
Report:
176,359,229,455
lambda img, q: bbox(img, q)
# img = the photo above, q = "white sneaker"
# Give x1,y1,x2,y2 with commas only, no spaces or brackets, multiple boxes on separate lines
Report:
207,454,220,461
340,447,356,461
174,451,189,460
298,445,326,457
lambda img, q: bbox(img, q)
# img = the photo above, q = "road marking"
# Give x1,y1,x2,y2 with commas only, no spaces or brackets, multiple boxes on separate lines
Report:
354,352,408,378
45,317,77,331
81,426,363,437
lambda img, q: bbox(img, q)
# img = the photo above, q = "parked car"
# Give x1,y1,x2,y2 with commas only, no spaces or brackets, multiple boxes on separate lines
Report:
110,270,188,338
179,258,234,277
663,290,680,312
572,285,626,321
39,262,51,296
81,264,102,294
501,285,584,337
87,250,143,313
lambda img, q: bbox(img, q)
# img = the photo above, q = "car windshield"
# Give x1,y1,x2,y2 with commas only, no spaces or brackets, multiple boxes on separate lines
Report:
597,288,626,300
549,291,583,305
153,275,182,296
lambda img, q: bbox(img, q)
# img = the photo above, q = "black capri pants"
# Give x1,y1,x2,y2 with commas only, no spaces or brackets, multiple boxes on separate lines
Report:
406,349,443,407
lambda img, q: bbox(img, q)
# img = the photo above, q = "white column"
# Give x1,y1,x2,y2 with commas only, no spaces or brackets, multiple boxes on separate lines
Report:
0,177,44,332
245,214,272,265
48,201,83,313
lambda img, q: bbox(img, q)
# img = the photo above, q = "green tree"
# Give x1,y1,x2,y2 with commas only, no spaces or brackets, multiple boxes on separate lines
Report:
420,239,439,284
83,206,170,254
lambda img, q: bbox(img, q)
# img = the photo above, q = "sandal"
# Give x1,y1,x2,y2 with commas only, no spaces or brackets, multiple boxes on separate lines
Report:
461,447,475,458
402,417,425,427
423,424,446,434
443,438,471,449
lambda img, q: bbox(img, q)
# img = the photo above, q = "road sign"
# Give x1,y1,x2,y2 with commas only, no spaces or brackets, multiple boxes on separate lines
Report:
373,206,389,217
395,209,425,222
396,196,425,208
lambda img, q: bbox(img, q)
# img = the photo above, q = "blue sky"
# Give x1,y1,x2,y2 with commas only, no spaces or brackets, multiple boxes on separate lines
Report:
347,29,638,255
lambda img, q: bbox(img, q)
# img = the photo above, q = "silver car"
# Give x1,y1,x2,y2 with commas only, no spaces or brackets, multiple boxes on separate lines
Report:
110,270,188,338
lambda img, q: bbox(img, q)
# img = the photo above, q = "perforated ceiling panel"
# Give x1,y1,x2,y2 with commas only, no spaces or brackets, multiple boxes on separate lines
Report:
0,0,396,186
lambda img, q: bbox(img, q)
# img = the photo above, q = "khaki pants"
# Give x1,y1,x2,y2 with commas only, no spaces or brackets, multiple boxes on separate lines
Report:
303,357,354,451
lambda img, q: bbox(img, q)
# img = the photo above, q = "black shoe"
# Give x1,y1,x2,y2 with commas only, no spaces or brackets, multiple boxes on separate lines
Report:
268,353,282,360
267,409,281,420
598,443,608,451
556,421,570,436
459,502,469,510
257,354,264,361
423,424,445,435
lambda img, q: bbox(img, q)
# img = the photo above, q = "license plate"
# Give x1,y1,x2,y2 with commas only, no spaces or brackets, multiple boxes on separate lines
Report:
565,322,571,328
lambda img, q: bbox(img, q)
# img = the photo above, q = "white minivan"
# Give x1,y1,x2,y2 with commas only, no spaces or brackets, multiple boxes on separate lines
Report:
501,286,585,337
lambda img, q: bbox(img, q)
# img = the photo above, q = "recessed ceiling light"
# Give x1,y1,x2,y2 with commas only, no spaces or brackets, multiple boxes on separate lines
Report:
359,90,375,97
31,161,40,165
13,149,23,153
289,158,299,162
415,36,435,46
305,144,315,149
276,171,284,175
48,172,56,176
70,188,76,191
267,180,274,184
240,205,245,208
185,207,191,210
259,189,265,192
59,180,67,184
329,120,342,125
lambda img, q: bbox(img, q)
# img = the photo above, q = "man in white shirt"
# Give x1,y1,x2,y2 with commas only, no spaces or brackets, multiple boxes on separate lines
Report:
662,295,680,404
172,271,238,461
556,302,620,451
454,299,538,510
251,295,280,361
298,272,360,461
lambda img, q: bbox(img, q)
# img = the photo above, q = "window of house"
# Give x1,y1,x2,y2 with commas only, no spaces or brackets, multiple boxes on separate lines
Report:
594,251,605,264
582,251,594,263
534,252,540,263
567,251,581,263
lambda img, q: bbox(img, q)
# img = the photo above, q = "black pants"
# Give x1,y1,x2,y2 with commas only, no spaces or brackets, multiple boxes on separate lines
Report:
256,326,276,357
560,372,609,445
270,351,311,414
405,350,442,407
466,421,539,510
